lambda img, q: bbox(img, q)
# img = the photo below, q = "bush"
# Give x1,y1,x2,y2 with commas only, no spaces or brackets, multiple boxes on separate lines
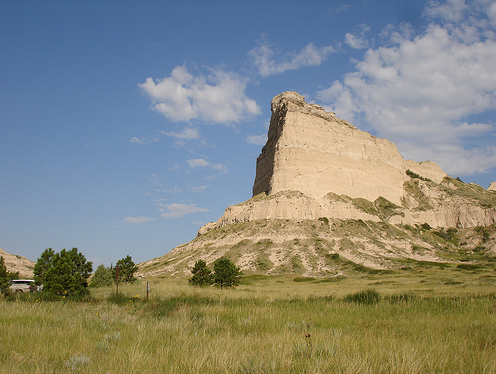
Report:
344,289,381,305
113,255,138,283
213,257,241,288
0,256,19,296
34,248,92,296
189,260,214,286
90,264,114,287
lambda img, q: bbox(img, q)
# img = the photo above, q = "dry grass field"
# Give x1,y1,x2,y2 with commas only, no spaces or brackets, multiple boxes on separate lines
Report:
1,266,496,373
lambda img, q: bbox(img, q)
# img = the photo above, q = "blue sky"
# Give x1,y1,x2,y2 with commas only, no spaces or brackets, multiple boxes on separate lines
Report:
1,0,496,266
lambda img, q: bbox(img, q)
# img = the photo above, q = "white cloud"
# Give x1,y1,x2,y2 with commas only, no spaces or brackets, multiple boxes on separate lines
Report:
249,38,335,77
162,127,200,140
187,158,210,168
130,136,159,144
187,158,228,174
123,216,156,225
344,33,370,49
139,66,260,123
160,203,209,218
317,1,496,176
247,134,267,145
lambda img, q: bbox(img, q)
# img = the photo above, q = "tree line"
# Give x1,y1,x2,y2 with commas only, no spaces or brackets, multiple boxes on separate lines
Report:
0,249,138,297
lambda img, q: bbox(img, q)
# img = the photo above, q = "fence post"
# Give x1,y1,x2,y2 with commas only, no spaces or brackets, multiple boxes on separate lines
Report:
115,265,119,294
146,281,149,300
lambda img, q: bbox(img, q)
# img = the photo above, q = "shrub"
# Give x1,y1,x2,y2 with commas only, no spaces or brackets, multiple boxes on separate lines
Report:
34,248,92,296
344,289,381,305
113,255,138,283
213,257,241,288
189,260,214,286
0,256,19,296
90,264,113,287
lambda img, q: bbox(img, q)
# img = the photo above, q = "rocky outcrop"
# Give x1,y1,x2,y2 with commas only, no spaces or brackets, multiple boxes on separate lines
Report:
138,92,496,278
205,92,496,231
0,247,35,278
253,92,447,206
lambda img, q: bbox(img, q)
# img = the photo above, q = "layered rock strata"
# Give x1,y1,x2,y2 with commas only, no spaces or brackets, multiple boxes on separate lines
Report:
253,92,447,205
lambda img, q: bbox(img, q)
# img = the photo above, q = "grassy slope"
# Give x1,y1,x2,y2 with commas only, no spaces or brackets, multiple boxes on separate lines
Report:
139,175,496,278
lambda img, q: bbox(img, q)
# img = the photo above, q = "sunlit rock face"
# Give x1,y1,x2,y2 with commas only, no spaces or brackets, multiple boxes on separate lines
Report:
253,91,446,205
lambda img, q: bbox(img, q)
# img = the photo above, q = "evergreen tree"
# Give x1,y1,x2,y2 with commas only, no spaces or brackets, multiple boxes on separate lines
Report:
34,248,92,296
0,256,19,296
189,260,214,286
213,257,241,288
113,255,138,283
89,264,113,287
33,248,55,286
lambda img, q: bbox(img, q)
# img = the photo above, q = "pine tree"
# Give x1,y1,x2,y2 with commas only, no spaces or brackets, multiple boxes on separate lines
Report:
0,256,19,296
189,260,214,286
89,264,113,287
113,255,138,283
213,257,241,288
34,248,92,296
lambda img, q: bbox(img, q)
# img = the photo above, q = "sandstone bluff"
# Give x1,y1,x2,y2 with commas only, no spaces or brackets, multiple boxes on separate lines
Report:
139,92,496,278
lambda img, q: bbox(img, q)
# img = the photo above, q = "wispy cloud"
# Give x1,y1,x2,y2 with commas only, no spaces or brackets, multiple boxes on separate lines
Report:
317,0,496,176
344,24,371,50
123,216,156,225
139,66,260,123
187,158,228,174
249,37,335,77
130,136,159,144
160,203,209,218
162,127,200,140
247,134,267,146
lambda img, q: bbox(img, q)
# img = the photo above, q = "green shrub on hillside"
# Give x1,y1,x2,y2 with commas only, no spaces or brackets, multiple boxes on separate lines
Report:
213,257,241,288
189,260,214,286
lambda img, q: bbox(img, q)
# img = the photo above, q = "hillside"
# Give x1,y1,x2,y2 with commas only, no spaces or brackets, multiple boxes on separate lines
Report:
0,246,35,278
138,92,496,278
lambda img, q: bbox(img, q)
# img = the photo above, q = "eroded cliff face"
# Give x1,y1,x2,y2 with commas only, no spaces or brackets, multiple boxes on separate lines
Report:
138,92,496,278
253,92,447,205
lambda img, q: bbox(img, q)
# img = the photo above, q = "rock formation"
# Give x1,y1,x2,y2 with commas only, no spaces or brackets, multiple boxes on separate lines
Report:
0,246,35,278
138,92,496,278
253,92,446,205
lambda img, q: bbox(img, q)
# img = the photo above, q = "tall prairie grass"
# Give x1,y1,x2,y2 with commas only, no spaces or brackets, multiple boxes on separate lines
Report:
1,272,496,373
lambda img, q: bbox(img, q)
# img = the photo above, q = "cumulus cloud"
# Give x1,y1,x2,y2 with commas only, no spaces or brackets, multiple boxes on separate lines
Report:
139,66,260,123
123,216,156,225
317,0,496,176
160,203,209,218
344,33,370,49
249,38,335,77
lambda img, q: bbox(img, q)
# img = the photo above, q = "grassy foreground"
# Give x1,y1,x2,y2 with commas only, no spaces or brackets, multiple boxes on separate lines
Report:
1,272,496,373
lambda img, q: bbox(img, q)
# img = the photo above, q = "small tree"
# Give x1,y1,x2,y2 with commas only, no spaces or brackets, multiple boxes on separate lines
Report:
189,260,213,286
34,248,93,296
113,255,138,283
213,257,241,288
0,256,19,296
33,248,55,287
89,264,113,287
